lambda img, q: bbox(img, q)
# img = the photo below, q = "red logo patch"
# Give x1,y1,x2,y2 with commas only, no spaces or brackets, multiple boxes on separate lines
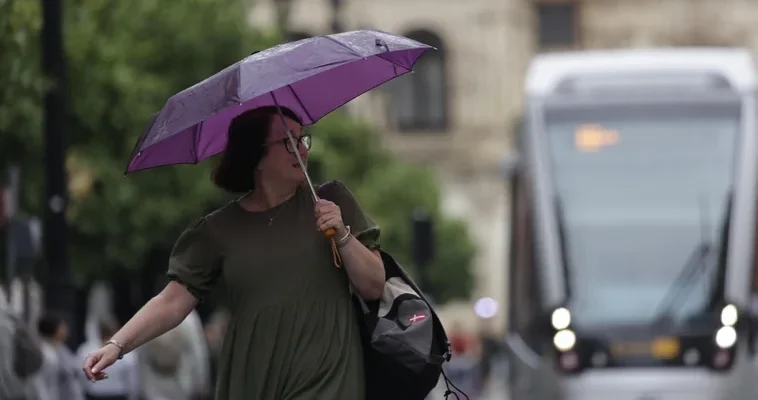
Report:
409,313,426,324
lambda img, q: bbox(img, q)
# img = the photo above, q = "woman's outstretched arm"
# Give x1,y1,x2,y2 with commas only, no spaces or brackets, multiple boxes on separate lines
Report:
83,281,197,379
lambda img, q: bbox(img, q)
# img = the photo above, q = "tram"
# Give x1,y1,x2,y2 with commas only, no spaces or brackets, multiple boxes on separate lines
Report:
502,48,758,400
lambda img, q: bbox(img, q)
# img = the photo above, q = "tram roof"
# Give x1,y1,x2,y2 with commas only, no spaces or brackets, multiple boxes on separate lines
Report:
526,48,757,97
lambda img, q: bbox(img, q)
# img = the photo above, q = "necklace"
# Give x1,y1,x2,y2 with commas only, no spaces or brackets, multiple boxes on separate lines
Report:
240,188,297,226
266,194,295,226
267,204,286,226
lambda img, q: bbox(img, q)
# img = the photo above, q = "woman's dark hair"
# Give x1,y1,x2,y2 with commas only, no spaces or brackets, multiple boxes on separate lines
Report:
212,106,302,193
37,313,65,338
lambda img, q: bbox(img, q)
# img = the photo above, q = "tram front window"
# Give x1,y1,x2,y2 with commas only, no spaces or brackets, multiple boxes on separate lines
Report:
545,101,740,328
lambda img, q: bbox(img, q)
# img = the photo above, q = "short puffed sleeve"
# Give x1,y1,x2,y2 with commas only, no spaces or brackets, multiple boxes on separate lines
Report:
166,218,224,302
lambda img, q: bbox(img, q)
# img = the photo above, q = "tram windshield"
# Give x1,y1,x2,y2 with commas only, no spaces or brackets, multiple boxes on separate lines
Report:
544,101,740,327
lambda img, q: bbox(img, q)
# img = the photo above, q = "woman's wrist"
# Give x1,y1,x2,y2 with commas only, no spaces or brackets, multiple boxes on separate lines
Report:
335,225,352,248
105,339,125,359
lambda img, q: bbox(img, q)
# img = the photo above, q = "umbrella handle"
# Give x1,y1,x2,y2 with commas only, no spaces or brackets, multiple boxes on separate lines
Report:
321,221,341,269
330,237,342,269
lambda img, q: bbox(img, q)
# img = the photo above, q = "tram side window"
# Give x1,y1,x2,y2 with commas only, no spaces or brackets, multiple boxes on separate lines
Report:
754,109,758,307
752,195,758,310
509,169,543,351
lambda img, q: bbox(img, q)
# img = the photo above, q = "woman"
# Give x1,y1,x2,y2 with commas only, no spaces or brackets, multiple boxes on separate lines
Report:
84,282,116,345
82,106,385,400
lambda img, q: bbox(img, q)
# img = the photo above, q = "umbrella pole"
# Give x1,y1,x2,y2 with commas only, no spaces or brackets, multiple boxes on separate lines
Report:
272,108,319,201
271,101,342,268
270,99,339,237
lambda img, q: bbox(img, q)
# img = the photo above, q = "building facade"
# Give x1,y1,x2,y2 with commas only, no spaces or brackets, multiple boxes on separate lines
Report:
249,0,758,333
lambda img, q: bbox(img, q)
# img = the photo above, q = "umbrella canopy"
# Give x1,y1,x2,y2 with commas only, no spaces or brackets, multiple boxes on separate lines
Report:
126,29,434,174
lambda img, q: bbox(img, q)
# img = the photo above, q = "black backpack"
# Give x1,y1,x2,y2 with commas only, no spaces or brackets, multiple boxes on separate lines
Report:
354,251,467,400
317,184,467,399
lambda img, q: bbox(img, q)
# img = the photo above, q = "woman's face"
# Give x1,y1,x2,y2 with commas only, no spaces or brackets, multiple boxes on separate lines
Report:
258,114,310,184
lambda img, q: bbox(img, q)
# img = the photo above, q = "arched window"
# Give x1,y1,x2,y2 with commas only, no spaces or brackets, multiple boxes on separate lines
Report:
386,29,448,132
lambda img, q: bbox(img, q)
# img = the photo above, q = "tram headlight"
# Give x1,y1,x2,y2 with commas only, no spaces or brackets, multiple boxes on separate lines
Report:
720,304,738,327
715,326,737,349
553,329,577,351
551,307,571,330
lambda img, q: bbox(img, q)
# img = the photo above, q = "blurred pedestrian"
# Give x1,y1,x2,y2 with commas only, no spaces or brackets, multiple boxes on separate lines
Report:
77,316,139,400
203,308,230,389
0,283,8,309
476,320,506,387
139,317,188,400
444,326,484,399
138,309,209,400
178,308,211,399
85,282,117,345
38,313,85,400
8,277,44,329
0,305,45,400
82,106,385,400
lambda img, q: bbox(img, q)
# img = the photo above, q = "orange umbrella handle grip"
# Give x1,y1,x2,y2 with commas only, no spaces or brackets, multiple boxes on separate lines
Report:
326,227,341,269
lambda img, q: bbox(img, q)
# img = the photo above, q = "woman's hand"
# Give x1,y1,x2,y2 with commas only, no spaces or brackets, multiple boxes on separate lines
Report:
314,199,347,237
82,343,120,382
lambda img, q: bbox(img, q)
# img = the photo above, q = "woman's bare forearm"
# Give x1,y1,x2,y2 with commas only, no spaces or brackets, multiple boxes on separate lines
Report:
339,237,385,300
110,281,197,354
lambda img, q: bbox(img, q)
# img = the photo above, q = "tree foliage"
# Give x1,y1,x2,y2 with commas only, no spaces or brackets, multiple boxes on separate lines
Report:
0,0,474,302
0,0,45,204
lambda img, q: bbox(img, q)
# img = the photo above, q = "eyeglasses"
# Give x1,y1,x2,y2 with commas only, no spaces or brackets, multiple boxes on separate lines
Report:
268,134,312,153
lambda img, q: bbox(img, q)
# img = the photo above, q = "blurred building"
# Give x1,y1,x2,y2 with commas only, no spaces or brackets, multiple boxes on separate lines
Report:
250,0,758,334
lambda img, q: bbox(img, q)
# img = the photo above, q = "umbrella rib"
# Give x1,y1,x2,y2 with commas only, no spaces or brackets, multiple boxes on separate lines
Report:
286,85,315,123
322,35,362,58
123,112,159,176
322,34,409,73
192,120,202,163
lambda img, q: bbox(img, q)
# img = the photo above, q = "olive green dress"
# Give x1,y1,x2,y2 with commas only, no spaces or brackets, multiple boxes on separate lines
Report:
166,180,379,400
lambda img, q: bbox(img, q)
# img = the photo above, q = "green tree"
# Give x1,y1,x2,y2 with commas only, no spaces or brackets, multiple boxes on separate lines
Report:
1,0,279,281
310,113,476,303
0,0,45,204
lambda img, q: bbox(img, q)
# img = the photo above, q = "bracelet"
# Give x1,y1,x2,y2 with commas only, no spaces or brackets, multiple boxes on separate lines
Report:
105,339,125,360
335,225,352,248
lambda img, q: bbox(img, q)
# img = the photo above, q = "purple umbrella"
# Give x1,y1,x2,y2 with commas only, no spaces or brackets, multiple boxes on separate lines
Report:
125,29,434,175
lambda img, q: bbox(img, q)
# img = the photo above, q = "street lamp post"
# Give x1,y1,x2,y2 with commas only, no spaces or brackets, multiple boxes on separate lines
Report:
3,167,19,289
411,208,435,298
41,0,74,334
